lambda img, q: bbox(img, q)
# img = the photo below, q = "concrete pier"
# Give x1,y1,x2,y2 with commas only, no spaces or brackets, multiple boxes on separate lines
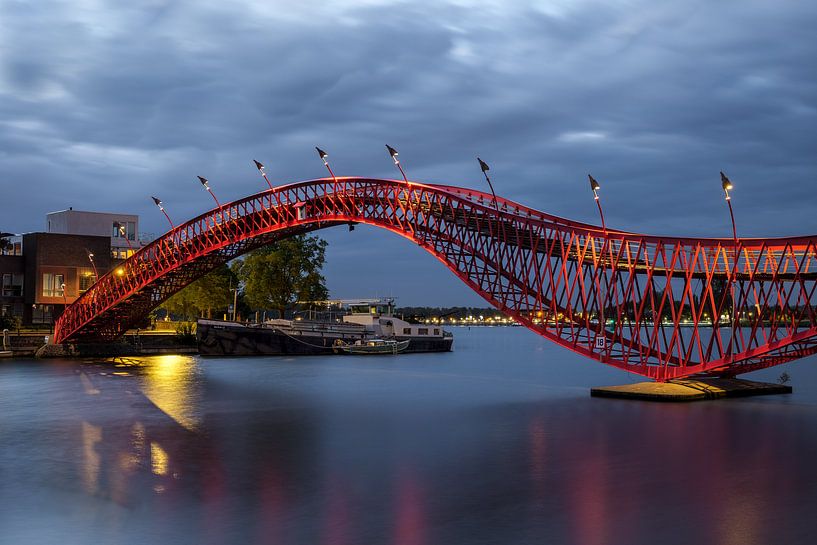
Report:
591,377,792,401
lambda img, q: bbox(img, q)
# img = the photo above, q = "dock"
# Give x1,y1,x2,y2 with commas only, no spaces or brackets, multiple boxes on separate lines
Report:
591,377,792,401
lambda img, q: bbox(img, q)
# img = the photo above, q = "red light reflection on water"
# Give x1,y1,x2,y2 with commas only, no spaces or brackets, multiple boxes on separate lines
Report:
322,475,352,545
392,468,426,545
529,416,547,502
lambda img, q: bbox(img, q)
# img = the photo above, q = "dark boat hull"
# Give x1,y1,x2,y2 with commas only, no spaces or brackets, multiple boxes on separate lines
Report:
197,321,453,356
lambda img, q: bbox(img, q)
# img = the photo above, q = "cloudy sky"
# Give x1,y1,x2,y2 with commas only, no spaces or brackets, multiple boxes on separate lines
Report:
1,0,815,306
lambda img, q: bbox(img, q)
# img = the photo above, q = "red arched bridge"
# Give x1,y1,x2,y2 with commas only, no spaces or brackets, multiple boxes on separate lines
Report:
54,177,817,381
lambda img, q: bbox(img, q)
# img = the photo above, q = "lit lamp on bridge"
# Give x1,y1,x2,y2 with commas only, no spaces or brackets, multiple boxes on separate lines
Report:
386,145,410,185
253,160,274,190
151,196,174,229
197,176,222,209
720,171,738,247
720,171,739,337
86,250,98,280
588,174,607,233
113,222,134,253
315,147,338,185
476,157,499,211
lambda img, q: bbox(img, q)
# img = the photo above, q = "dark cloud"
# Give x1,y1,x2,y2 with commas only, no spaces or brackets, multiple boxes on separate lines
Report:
1,0,815,305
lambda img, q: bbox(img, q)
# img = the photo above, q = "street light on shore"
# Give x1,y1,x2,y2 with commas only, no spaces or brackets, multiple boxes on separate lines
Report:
197,176,222,209
588,174,607,233
386,145,410,185
254,160,274,190
151,196,174,229
477,157,499,211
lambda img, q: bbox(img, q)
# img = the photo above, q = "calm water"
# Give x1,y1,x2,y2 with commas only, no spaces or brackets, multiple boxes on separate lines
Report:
1,327,816,545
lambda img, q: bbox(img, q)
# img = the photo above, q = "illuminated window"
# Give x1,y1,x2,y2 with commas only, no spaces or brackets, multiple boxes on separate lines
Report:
79,272,95,293
42,274,64,297
112,221,137,241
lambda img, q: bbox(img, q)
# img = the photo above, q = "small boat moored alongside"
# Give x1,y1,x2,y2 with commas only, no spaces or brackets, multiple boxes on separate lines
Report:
334,338,411,355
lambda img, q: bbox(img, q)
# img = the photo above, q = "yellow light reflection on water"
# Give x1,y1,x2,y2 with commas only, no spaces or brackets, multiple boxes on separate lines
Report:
81,421,102,494
140,355,201,432
151,442,169,476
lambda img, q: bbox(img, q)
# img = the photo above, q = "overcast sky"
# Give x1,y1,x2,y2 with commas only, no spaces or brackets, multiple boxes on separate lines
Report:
1,0,815,306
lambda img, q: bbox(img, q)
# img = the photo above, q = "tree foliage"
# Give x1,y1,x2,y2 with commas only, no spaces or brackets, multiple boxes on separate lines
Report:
233,234,328,318
161,264,237,320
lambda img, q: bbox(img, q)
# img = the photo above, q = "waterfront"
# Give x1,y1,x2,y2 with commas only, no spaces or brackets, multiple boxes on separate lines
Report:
2,327,817,544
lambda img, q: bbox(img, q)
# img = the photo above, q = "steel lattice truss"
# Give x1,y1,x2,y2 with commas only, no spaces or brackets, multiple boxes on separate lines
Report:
54,178,817,381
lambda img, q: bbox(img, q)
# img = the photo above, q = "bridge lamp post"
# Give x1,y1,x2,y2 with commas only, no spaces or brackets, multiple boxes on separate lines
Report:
316,147,338,185
113,222,134,253
197,176,222,209
721,171,739,348
720,172,739,251
86,251,99,281
476,157,499,211
587,174,609,350
151,196,175,229
588,175,607,233
386,145,410,185
253,160,274,190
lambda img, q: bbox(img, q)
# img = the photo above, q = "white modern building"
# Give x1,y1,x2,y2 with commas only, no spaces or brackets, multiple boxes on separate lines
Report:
46,208,140,259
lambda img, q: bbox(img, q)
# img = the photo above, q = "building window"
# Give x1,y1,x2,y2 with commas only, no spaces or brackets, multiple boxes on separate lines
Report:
403,327,412,335
2,274,23,297
32,305,53,324
1,240,22,256
112,221,137,241
1,303,23,318
111,248,134,259
434,329,440,335
42,274,64,297
79,272,95,293
418,328,428,335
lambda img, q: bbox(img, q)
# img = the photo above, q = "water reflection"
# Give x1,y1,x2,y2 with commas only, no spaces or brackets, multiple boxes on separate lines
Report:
139,355,202,432
2,329,816,545
392,469,426,545
81,421,102,495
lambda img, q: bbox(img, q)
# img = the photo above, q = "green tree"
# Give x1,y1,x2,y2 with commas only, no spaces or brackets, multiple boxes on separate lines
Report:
233,235,328,318
161,264,237,320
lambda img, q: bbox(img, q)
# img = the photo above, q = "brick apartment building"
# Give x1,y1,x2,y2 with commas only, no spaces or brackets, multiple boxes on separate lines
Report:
1,209,141,327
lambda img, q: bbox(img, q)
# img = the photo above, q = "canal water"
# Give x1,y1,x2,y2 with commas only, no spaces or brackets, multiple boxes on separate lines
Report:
1,327,816,545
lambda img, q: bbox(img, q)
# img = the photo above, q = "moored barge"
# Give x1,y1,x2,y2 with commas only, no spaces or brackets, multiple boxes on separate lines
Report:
197,298,453,356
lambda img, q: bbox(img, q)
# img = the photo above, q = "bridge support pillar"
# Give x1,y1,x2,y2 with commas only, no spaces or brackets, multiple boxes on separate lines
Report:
590,378,792,401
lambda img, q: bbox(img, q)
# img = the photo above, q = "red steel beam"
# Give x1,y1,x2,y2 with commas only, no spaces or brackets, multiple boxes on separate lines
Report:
53,178,817,381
